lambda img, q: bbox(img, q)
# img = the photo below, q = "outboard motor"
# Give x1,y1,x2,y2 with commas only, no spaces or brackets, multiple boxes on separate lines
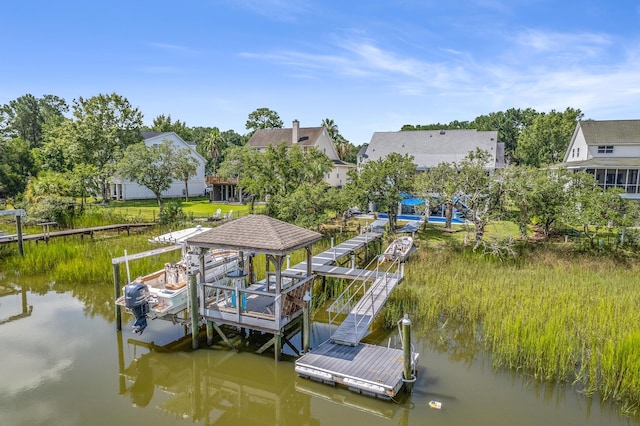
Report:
125,281,150,334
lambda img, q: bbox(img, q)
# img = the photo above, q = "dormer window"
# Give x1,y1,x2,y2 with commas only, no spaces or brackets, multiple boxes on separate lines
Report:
597,145,613,154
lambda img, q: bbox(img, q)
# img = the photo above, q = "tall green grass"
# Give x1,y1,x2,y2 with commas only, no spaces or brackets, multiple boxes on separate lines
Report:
383,242,640,414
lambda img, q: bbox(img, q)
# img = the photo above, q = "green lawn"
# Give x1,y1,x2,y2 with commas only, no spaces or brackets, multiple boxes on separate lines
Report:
102,197,254,222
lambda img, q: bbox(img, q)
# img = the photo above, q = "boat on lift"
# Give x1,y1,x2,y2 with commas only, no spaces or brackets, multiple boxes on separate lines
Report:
115,226,241,333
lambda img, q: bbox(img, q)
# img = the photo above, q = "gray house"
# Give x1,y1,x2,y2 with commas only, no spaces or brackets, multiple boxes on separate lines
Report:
359,129,504,171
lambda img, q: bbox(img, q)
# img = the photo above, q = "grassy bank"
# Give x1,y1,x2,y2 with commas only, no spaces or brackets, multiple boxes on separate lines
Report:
382,239,640,414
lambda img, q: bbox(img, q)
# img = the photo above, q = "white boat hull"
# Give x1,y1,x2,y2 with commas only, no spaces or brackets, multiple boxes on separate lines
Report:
116,249,240,318
383,236,414,262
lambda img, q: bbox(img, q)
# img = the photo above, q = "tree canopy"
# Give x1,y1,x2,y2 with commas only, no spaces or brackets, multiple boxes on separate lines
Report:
69,93,144,202
245,107,283,134
118,139,179,210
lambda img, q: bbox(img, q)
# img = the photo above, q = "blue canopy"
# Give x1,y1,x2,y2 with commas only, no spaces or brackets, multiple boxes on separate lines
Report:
400,198,425,206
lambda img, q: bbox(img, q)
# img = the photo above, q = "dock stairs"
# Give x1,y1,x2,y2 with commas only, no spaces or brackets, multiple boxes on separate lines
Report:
327,256,404,346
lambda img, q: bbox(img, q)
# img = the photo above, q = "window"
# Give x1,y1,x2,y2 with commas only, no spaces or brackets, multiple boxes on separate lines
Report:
597,145,613,154
577,147,580,156
571,149,575,158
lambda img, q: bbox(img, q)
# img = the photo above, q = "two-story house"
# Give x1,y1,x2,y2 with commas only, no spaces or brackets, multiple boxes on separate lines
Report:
560,119,640,200
246,120,355,188
110,131,207,200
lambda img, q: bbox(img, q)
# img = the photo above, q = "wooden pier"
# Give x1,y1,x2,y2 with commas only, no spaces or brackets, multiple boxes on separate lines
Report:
0,223,154,244
113,215,417,400
290,232,416,400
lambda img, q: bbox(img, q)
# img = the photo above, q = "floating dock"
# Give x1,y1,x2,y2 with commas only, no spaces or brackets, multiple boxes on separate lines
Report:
295,340,418,400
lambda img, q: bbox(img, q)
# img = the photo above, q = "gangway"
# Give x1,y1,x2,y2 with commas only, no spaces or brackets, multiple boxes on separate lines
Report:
327,256,403,346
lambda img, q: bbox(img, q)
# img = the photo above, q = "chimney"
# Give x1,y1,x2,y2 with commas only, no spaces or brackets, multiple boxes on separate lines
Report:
292,119,299,144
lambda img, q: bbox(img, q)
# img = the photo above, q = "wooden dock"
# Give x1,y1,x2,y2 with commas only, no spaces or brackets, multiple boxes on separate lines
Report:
295,340,418,400
286,232,382,274
0,223,154,244
291,232,416,400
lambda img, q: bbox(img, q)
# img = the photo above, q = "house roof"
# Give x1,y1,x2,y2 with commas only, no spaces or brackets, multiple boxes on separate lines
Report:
247,127,325,148
578,120,640,145
332,159,356,167
186,214,322,255
142,131,168,139
364,129,501,169
555,157,640,169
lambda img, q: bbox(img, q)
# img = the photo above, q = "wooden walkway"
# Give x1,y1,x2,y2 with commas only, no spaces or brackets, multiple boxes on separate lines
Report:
0,223,154,244
295,340,416,400
286,232,382,274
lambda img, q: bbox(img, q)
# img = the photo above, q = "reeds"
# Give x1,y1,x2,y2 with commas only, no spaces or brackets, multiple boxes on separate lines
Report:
386,243,640,413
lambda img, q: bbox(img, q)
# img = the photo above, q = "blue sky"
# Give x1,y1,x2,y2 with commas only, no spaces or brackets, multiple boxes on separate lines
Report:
3,0,640,145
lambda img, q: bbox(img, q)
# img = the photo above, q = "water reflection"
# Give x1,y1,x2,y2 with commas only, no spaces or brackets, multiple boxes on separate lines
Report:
0,282,32,325
1,270,639,425
117,333,314,424
114,330,419,425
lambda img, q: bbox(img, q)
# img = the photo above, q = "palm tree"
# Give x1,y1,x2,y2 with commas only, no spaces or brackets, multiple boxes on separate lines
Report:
204,128,224,175
321,118,339,141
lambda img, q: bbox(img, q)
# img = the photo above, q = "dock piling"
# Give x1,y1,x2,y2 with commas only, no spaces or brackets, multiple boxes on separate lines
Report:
302,290,311,353
189,272,199,349
402,314,415,393
113,263,122,330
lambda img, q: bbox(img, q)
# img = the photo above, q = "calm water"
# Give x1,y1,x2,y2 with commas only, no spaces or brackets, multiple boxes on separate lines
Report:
1,275,638,426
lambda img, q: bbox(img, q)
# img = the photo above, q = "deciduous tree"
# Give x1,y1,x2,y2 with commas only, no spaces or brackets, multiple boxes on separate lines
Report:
345,153,415,230
0,94,68,148
245,108,283,134
515,108,583,167
117,140,177,211
172,147,200,201
70,93,143,203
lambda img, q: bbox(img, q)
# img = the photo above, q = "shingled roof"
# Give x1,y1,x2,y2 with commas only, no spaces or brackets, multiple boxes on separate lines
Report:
186,214,322,255
364,129,503,170
247,127,324,148
578,120,640,145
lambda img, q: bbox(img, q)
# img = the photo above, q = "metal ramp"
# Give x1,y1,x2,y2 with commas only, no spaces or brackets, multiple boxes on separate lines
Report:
327,257,403,346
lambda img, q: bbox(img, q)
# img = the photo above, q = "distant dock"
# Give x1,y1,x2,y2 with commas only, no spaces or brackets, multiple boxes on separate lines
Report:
0,223,155,244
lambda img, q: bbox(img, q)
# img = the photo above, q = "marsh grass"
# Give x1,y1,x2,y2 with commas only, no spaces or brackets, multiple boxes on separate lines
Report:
5,215,639,413
1,234,178,287
383,239,640,413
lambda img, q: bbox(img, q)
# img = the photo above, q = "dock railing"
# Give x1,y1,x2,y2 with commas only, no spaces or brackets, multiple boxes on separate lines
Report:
327,255,402,342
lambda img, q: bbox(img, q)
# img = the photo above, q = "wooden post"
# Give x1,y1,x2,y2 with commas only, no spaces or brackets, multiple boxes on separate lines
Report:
189,272,199,349
206,321,214,345
116,330,126,394
402,314,415,392
16,214,24,257
113,263,122,330
302,291,311,353
274,333,282,361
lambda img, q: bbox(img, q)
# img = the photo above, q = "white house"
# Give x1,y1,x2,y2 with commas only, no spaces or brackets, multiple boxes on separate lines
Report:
560,119,640,200
360,129,504,172
110,131,207,200
246,120,355,187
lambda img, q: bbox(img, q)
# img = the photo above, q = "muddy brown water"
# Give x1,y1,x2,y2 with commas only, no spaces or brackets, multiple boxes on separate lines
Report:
0,278,638,426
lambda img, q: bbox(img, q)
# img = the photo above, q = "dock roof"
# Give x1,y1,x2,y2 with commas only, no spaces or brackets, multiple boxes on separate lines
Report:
186,214,322,255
